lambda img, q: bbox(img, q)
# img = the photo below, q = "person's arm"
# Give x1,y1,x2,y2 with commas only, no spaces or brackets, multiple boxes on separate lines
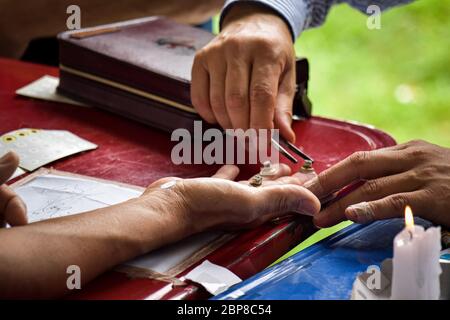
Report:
0,164,319,299
191,0,415,141
0,196,185,299
191,3,297,142
304,140,450,228
0,0,224,58
191,0,329,142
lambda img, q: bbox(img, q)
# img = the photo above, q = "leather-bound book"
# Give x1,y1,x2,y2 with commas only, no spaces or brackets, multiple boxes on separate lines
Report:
57,17,311,133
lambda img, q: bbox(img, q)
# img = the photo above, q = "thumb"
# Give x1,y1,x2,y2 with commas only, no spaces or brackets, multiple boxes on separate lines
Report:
0,151,20,184
274,68,296,143
255,184,320,218
0,185,28,226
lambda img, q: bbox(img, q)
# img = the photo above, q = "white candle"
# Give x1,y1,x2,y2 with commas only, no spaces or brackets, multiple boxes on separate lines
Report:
391,206,442,299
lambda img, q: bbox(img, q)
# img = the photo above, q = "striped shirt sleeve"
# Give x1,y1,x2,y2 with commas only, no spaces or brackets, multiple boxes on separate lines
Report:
221,0,414,39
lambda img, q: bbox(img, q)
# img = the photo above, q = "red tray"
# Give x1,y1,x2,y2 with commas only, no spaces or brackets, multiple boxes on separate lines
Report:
0,58,395,299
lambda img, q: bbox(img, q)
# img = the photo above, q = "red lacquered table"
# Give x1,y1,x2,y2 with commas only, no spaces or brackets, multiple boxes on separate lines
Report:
0,58,395,299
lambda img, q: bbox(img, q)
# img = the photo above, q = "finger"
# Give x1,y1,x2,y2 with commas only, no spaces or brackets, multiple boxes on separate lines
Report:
0,151,20,184
249,58,280,131
212,165,240,180
253,184,320,218
208,59,232,129
261,176,302,186
225,59,250,130
291,171,317,185
383,141,412,152
0,185,27,226
274,65,296,143
313,173,422,228
191,53,216,124
304,149,417,199
344,191,429,225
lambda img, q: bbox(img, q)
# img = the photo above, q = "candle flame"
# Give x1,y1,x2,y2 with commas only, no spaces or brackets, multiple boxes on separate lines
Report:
405,206,414,230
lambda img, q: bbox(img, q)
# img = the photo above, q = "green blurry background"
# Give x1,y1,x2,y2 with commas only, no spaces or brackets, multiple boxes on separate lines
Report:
215,0,450,146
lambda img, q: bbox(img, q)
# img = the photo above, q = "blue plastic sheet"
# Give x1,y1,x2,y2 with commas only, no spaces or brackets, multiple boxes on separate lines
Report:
214,218,432,300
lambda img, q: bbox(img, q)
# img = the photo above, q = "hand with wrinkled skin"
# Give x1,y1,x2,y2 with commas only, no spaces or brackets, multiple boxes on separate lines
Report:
0,151,27,228
0,163,319,298
145,164,320,233
304,140,450,228
191,3,297,142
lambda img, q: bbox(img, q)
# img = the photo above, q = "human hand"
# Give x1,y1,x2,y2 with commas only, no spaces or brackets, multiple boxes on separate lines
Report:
0,151,27,227
191,3,296,142
304,140,450,228
142,164,320,235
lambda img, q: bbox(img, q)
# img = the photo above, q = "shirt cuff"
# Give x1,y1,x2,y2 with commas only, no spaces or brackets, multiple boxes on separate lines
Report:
220,0,310,39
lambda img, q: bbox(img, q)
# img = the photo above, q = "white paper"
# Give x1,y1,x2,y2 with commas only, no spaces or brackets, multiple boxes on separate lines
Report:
14,172,223,274
126,232,223,274
15,174,142,222
16,75,88,107
0,128,98,171
183,260,242,295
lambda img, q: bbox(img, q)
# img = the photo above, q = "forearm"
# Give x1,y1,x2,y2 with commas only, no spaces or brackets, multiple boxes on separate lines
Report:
0,197,188,299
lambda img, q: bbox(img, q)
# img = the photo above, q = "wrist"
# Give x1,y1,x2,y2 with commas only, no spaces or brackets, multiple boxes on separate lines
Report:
120,193,193,254
222,3,293,41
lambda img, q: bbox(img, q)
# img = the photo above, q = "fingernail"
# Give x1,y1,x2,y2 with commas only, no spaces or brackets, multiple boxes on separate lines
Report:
346,202,375,224
296,198,320,217
312,215,324,229
19,198,28,215
289,129,296,144
286,114,293,127
14,197,28,224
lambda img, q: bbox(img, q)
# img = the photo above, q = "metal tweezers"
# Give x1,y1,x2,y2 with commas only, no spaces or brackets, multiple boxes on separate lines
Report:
271,137,314,164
